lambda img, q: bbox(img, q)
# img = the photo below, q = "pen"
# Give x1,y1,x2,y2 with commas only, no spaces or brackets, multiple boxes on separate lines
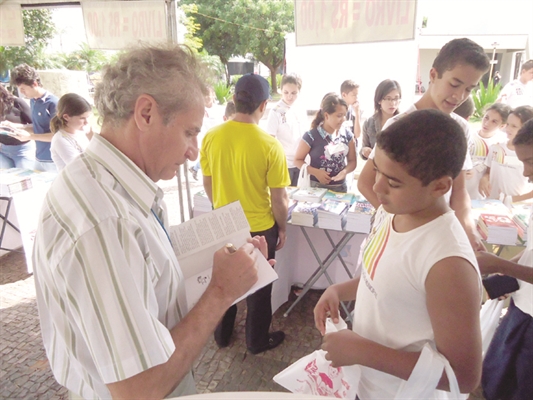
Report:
225,243,237,254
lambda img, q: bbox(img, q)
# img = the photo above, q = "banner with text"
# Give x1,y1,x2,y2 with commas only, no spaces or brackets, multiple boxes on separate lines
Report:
82,1,167,50
0,4,24,46
294,0,417,46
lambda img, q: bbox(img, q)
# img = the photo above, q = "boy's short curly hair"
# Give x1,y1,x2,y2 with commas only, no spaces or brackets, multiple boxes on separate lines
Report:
433,38,490,77
10,64,42,87
513,119,533,147
377,109,466,186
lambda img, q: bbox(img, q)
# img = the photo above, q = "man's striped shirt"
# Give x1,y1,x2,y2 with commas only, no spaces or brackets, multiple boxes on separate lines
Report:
33,134,194,399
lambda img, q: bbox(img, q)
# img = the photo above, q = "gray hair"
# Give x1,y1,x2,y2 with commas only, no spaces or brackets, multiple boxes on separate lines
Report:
94,44,208,125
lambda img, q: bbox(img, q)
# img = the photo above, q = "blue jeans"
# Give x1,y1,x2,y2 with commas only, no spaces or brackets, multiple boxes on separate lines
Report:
34,159,58,173
0,142,36,169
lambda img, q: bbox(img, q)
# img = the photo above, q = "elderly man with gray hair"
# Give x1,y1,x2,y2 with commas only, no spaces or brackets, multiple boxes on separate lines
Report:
32,45,260,399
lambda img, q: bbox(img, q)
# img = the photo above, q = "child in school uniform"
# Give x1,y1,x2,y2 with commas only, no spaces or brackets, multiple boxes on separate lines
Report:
266,74,308,186
314,109,482,399
340,80,362,144
478,119,533,400
357,38,491,251
479,105,533,204
466,103,511,200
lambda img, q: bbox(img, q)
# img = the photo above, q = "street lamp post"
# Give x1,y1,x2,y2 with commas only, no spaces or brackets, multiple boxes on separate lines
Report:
489,42,499,81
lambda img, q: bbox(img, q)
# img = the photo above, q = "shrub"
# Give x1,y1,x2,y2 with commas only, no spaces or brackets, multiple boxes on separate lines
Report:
213,81,232,104
472,80,502,121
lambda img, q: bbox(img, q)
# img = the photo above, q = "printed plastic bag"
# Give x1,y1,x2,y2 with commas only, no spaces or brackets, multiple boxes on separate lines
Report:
480,298,504,356
298,163,311,189
273,318,361,399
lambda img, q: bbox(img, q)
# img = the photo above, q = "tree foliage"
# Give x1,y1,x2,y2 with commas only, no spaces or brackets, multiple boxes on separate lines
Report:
0,9,56,72
181,0,294,93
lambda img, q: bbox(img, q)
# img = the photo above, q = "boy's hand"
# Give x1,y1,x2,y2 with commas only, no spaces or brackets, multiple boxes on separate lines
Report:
322,330,362,367
478,175,491,197
314,287,340,336
476,250,503,275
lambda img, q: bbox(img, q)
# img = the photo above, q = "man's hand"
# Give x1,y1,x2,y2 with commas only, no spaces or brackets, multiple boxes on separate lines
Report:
314,287,340,336
209,243,258,304
248,235,276,266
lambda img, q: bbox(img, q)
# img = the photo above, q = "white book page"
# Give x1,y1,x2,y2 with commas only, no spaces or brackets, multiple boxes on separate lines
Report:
169,201,278,311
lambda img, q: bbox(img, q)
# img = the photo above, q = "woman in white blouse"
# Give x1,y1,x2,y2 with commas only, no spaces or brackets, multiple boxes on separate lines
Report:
50,93,92,171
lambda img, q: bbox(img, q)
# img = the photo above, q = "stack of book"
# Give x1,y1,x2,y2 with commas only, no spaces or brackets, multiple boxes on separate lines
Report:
291,202,321,227
287,198,298,221
193,190,212,216
316,200,349,230
292,187,328,203
344,197,374,233
512,205,530,244
0,168,34,196
477,213,519,245
322,190,355,205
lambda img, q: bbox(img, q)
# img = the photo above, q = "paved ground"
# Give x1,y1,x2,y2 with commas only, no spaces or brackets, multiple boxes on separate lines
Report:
0,167,490,399
0,243,326,398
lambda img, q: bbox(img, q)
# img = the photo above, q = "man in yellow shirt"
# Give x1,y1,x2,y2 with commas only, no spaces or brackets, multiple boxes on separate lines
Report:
201,74,290,354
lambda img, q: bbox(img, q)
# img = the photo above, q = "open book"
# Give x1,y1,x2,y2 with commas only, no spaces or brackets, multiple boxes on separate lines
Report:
0,125,30,145
168,201,278,311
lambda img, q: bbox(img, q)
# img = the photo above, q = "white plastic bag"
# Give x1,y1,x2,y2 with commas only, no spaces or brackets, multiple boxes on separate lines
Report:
297,163,311,189
395,342,465,399
480,298,504,356
273,318,361,399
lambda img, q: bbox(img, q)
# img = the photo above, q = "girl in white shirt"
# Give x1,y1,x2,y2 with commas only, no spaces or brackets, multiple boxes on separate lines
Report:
466,103,510,200
266,74,308,186
50,93,92,171
480,105,533,204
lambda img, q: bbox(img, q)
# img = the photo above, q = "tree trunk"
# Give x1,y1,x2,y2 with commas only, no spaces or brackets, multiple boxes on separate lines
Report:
270,67,278,94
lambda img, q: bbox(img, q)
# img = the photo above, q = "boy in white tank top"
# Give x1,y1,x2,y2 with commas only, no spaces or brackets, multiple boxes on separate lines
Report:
314,110,482,399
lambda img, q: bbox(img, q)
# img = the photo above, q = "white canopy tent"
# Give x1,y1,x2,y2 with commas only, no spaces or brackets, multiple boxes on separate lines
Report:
1,0,196,222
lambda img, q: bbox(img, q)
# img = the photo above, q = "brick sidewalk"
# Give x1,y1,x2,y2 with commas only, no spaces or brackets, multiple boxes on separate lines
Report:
1,249,325,398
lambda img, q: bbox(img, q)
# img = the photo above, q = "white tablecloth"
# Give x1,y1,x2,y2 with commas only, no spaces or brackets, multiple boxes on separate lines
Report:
272,224,367,313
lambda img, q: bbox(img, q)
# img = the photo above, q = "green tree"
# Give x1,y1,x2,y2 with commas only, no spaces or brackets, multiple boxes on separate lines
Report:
60,43,109,73
233,0,294,94
182,0,294,92
0,9,56,72
181,0,241,85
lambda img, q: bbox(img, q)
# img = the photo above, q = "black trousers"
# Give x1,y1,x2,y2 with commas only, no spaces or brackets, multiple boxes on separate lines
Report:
215,223,278,349
288,167,300,187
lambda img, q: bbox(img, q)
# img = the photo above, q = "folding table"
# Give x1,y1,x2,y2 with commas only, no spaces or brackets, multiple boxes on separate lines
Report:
282,224,358,320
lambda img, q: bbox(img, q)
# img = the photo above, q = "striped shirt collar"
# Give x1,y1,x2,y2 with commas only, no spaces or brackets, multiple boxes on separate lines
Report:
85,134,164,217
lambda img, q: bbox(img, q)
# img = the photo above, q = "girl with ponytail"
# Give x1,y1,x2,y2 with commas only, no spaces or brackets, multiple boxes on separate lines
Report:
50,93,92,171
293,93,357,193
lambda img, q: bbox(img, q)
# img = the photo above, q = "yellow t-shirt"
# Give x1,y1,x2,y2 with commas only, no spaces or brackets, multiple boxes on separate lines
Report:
200,120,290,232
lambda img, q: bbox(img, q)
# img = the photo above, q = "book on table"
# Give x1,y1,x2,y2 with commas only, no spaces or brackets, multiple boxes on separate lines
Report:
291,202,321,227
287,198,298,221
477,213,519,246
292,187,328,203
192,190,212,216
511,203,530,244
345,197,375,233
317,199,349,231
322,190,356,205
